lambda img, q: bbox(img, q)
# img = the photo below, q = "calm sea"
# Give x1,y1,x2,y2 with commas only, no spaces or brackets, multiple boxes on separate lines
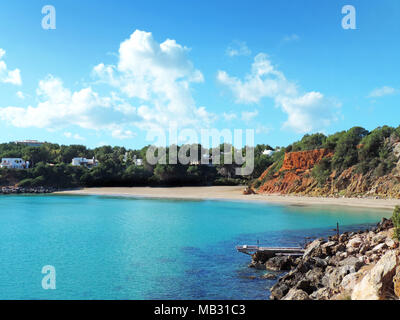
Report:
0,194,390,299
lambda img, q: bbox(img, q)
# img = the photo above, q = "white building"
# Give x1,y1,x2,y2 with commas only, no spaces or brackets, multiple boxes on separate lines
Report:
262,149,275,156
190,154,213,166
134,158,143,166
0,158,29,169
71,157,99,169
130,155,143,166
15,140,44,147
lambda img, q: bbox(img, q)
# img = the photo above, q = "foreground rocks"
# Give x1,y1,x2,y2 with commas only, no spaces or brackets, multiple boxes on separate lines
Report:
261,218,400,300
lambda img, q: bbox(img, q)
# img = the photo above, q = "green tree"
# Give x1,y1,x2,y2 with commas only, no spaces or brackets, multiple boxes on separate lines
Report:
331,126,369,172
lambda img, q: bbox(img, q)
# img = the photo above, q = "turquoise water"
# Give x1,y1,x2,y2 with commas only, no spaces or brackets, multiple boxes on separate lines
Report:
0,194,391,299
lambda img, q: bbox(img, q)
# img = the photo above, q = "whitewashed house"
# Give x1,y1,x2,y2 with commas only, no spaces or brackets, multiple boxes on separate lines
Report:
190,154,213,166
0,158,29,169
134,158,143,166
71,157,99,169
262,149,275,156
131,155,143,166
15,140,44,147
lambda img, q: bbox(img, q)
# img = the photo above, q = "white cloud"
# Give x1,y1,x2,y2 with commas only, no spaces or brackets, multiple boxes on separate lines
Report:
111,128,136,139
368,86,399,98
282,34,300,43
217,53,340,133
93,30,214,131
0,49,22,85
217,53,297,104
255,124,271,134
1,30,217,140
64,132,85,140
226,41,251,57
277,92,340,133
241,109,259,123
222,112,237,121
0,75,138,139
16,91,25,99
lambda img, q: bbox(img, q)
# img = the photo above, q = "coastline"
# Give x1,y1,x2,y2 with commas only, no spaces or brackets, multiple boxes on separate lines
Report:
55,186,400,210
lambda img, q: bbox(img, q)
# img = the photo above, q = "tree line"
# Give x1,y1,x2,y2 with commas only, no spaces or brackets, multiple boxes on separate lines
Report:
0,142,275,188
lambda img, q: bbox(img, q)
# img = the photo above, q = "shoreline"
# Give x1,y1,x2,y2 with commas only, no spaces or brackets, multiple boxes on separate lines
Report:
55,186,400,210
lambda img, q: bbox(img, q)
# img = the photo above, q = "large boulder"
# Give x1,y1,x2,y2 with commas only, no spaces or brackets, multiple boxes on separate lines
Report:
321,241,337,255
372,243,387,253
322,265,355,290
371,233,387,245
265,256,295,271
251,250,275,264
270,282,290,300
351,250,399,300
282,288,310,300
338,256,364,272
340,272,361,294
394,267,400,298
347,237,363,249
375,218,393,233
303,239,325,258
310,287,330,300
304,267,324,286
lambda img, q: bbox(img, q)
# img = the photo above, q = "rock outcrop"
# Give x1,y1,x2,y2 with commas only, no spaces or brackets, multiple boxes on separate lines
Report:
266,218,400,300
257,149,333,195
394,267,400,298
351,250,398,300
280,149,334,172
255,140,400,198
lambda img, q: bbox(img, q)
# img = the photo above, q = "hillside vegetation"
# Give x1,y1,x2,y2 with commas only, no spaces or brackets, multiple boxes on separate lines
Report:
0,142,274,189
254,125,400,198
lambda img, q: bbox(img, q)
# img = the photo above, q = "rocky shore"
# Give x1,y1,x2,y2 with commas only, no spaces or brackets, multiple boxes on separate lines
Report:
250,218,400,300
1,186,56,194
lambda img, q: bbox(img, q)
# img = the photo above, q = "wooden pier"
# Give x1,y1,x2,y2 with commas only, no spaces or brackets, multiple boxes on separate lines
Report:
235,245,305,256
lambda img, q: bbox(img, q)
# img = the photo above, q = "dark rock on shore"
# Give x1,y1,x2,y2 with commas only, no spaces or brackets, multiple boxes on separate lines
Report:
261,273,278,280
249,251,297,271
1,186,56,194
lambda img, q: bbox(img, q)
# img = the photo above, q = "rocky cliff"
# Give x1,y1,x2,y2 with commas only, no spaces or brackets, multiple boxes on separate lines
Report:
279,149,333,172
255,143,400,198
257,149,333,195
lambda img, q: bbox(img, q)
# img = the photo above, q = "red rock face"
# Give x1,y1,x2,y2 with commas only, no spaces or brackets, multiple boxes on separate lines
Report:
280,149,334,172
257,149,333,195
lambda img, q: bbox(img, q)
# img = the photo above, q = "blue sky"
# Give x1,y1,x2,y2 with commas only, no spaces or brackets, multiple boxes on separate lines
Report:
0,0,399,149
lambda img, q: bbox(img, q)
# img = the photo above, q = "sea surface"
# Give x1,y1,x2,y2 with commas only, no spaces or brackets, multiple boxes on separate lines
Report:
0,194,391,299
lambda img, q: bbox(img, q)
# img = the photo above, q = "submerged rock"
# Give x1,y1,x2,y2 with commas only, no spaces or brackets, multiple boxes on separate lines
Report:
262,273,278,280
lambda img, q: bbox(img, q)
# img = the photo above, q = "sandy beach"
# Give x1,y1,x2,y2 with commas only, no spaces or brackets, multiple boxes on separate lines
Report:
56,186,400,210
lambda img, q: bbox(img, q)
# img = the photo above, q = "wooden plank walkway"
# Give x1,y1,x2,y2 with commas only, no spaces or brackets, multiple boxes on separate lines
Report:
235,245,305,256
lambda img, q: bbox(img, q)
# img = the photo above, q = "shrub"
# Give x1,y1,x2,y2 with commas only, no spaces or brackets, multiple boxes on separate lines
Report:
392,206,400,241
18,178,34,188
31,176,46,187
213,178,242,186
311,158,332,187
253,179,262,189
